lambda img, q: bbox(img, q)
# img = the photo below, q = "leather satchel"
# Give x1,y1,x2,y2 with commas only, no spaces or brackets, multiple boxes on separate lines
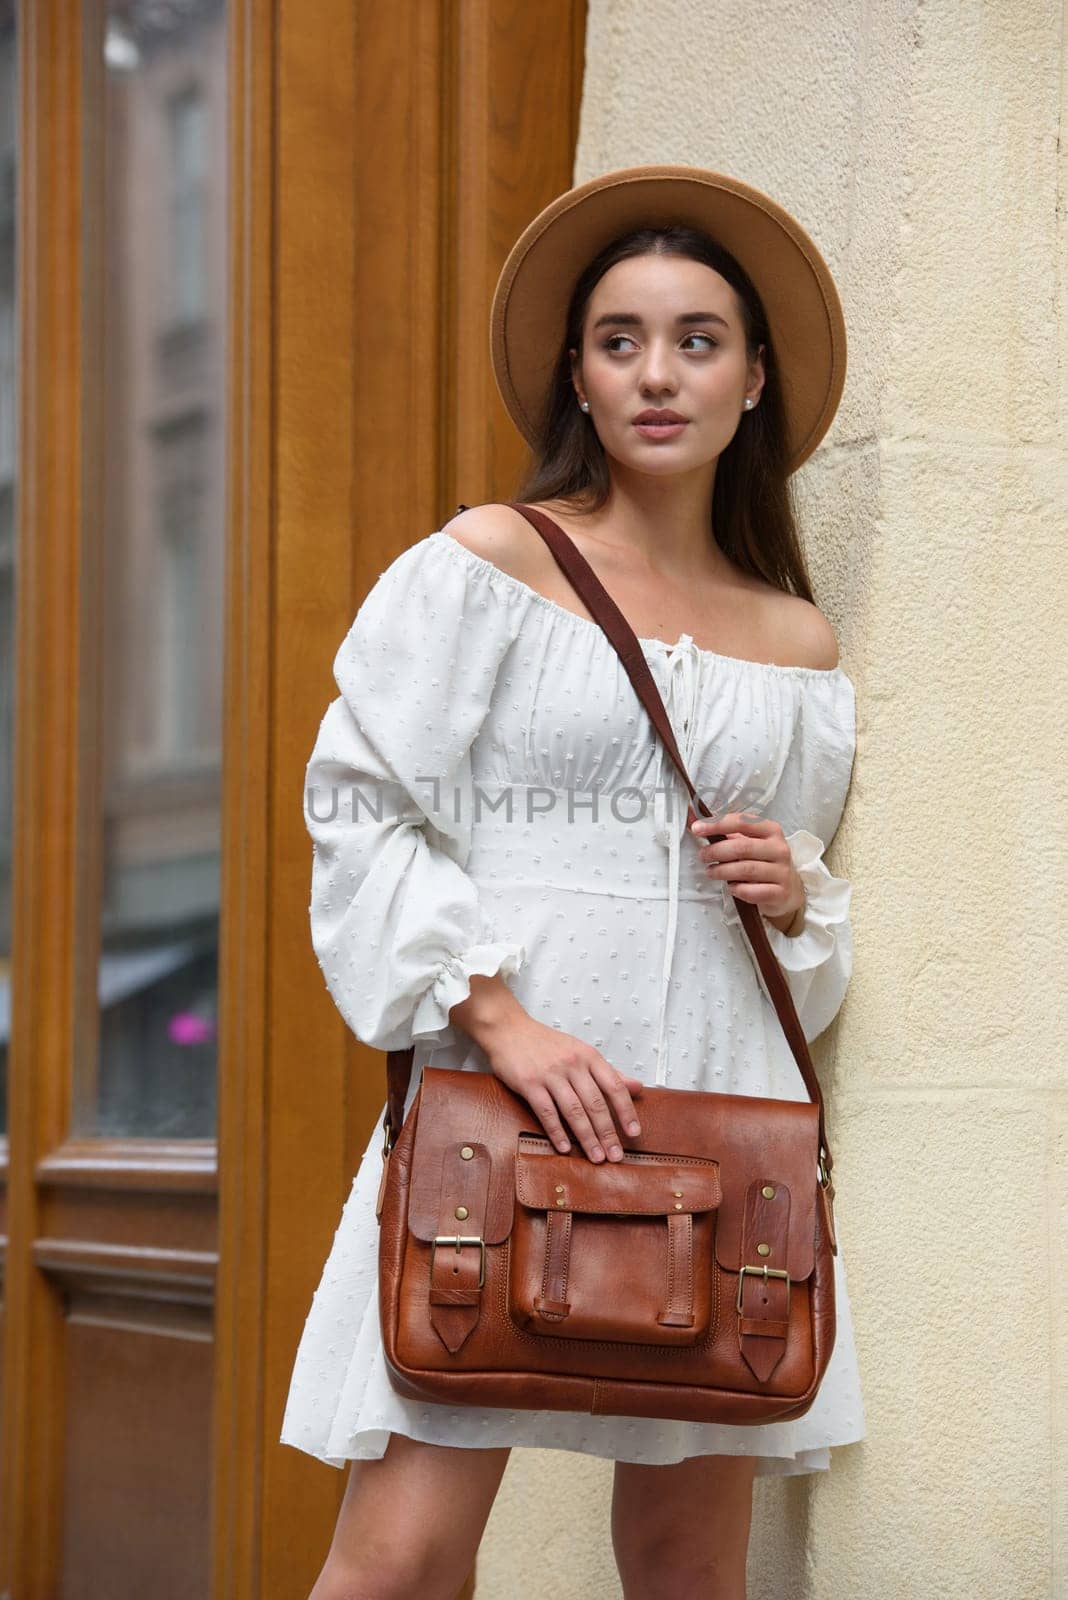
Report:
375,502,842,1425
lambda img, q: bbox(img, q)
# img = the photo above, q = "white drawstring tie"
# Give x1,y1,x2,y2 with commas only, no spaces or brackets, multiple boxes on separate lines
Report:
649,635,701,1085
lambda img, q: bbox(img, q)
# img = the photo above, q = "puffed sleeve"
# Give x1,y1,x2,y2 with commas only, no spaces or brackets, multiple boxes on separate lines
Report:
721,668,857,1042
304,534,535,1052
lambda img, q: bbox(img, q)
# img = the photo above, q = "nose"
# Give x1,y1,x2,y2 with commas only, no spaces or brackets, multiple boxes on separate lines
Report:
638,340,679,397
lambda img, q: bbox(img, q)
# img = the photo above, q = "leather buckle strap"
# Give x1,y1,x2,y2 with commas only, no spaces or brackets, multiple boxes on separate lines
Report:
736,1263,791,1316
430,1235,486,1288
736,1176,793,1381
428,1142,491,1353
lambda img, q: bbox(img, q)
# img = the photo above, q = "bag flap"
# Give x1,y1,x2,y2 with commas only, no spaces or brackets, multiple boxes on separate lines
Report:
406,1066,517,1243
707,1097,820,1281
515,1133,721,1215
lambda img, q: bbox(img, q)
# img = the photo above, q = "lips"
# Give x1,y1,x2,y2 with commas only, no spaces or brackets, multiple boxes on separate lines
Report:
633,410,688,425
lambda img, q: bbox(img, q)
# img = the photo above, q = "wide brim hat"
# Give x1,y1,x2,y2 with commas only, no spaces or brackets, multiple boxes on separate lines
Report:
490,164,847,474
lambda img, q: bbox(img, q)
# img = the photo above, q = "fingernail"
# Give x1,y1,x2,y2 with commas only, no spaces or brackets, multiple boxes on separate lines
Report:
608,1145,622,1160
591,1146,604,1161
627,1121,641,1135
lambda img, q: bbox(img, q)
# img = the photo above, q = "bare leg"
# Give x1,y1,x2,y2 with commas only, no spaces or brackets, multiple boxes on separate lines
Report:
308,1433,511,1600
611,1453,759,1600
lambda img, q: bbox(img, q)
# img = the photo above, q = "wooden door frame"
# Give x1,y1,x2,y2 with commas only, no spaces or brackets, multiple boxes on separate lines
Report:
213,2,586,1594
3,4,85,1587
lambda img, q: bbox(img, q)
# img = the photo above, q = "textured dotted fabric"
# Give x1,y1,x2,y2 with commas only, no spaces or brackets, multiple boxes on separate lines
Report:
279,530,866,1477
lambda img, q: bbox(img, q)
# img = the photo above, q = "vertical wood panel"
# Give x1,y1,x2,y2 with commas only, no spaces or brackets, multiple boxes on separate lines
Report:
262,0,363,1587
3,1,86,1591
59,1313,212,1600
213,4,586,1594
450,0,588,507
210,0,274,1593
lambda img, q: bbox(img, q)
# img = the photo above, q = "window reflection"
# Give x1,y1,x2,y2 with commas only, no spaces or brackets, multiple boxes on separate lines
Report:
78,0,226,1139
0,1,17,1140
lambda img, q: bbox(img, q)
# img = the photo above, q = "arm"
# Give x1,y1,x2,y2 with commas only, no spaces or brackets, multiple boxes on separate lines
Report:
715,670,858,1043
304,535,531,1053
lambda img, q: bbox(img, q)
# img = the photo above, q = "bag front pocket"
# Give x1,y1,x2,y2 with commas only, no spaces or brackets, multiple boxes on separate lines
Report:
508,1133,722,1347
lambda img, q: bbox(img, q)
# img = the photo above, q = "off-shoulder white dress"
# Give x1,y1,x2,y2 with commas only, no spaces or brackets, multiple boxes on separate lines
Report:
280,529,867,1477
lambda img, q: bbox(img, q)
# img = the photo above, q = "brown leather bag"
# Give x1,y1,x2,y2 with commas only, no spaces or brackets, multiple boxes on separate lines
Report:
376,503,841,1425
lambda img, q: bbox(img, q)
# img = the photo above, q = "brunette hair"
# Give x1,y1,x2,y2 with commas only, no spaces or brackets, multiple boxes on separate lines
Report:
515,224,816,603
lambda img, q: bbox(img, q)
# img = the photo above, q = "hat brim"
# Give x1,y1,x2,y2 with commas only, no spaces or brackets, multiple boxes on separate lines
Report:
490,165,847,474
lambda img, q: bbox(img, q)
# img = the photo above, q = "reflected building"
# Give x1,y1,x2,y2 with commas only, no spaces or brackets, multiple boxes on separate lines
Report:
84,0,227,1138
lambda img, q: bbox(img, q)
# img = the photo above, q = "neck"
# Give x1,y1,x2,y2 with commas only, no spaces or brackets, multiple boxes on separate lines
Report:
573,463,727,582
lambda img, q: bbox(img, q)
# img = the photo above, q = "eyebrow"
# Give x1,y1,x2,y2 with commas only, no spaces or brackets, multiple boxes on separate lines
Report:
591,310,730,331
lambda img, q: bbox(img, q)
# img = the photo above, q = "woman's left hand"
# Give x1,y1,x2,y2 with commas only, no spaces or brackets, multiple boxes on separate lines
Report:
690,810,805,933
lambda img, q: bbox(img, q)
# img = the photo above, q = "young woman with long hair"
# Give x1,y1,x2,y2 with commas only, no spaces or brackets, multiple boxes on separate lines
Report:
282,166,866,1599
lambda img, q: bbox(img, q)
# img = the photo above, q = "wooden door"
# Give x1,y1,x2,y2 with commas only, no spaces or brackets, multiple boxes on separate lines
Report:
0,1,585,1596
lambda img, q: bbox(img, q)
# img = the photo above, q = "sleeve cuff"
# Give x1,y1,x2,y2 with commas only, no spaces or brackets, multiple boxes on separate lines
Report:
410,940,528,1045
761,829,852,971
719,828,852,975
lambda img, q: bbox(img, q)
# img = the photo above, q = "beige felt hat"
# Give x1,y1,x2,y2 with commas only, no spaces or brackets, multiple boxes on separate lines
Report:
490,164,847,474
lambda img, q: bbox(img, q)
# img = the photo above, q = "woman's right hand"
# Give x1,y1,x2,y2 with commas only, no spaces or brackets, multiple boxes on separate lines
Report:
480,1011,645,1164
449,973,645,1162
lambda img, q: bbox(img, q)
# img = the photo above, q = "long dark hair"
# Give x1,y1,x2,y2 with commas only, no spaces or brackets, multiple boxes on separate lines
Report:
516,224,816,603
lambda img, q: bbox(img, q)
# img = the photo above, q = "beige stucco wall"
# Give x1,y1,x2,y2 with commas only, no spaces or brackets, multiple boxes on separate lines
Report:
477,2,1067,1596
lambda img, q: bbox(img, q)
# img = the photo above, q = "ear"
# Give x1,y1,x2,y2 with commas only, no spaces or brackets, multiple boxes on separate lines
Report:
749,342,766,403
568,345,584,404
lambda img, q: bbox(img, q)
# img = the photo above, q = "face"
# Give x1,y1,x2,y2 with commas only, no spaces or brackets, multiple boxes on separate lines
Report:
569,252,765,479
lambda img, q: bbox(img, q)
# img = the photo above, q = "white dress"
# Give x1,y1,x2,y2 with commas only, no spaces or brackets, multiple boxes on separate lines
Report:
280,528,867,1478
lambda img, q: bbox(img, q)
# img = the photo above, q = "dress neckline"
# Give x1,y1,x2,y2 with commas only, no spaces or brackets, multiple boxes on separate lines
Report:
431,530,846,681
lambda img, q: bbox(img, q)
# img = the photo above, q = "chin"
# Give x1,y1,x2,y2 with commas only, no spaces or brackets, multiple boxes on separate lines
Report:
604,440,713,478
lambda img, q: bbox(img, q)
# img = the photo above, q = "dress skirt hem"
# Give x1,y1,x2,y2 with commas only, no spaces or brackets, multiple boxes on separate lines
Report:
280,1419,865,1479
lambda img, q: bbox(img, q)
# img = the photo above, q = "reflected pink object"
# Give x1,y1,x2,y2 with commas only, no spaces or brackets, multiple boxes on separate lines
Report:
168,1012,216,1046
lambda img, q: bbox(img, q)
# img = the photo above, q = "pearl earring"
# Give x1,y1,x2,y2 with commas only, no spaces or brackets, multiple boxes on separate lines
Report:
744,398,754,409
578,399,590,412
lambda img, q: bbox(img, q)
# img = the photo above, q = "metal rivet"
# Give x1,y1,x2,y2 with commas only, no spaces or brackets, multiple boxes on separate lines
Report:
454,1205,469,1220
555,1197,566,1207
555,1184,565,1194
673,1190,683,1198
762,1185,775,1199
674,1202,683,1211
460,1146,474,1160
757,1242,771,1256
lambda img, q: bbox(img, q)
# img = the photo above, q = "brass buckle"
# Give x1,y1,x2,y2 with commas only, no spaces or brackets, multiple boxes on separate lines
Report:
431,1235,486,1288
736,1264,791,1316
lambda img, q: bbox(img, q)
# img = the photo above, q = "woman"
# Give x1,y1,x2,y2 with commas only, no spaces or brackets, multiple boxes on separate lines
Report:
282,165,866,1599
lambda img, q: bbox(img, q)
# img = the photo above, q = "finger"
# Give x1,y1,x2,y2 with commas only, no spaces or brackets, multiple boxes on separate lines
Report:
707,852,789,886
570,1070,628,1161
692,810,773,838
702,832,780,865
589,1059,643,1137
728,880,783,903
527,1090,572,1153
553,1077,611,1163
562,1075,620,1164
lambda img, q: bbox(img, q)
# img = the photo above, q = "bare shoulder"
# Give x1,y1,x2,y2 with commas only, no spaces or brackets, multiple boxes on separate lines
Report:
439,502,550,587
769,589,841,670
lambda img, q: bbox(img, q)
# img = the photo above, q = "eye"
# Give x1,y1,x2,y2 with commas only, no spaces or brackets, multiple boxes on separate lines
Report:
682,332,719,350
602,334,637,352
